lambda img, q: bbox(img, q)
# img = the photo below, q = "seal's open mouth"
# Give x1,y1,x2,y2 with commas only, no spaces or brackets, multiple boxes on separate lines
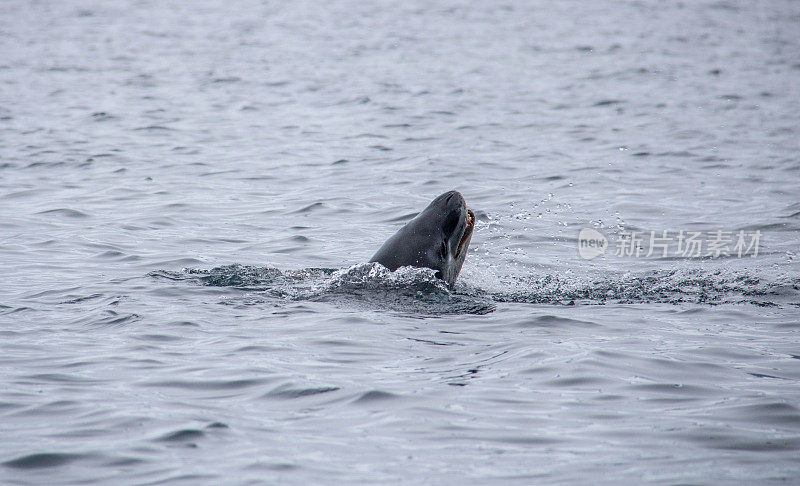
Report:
455,209,475,259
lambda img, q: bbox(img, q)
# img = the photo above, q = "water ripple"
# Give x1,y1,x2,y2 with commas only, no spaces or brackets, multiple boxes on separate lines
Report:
3,452,86,469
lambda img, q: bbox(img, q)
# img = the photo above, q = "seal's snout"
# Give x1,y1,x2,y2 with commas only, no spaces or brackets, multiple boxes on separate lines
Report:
441,190,465,209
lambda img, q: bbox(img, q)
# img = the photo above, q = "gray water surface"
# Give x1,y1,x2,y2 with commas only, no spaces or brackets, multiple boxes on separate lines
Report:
2,1,800,484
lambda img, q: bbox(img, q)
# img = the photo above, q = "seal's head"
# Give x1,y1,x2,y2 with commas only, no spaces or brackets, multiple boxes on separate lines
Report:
370,190,475,287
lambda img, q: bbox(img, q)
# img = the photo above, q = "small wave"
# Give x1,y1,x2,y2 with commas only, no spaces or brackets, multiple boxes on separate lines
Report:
155,428,205,443
264,385,340,399
36,208,89,218
144,378,271,391
353,390,398,403
3,452,85,469
133,125,175,132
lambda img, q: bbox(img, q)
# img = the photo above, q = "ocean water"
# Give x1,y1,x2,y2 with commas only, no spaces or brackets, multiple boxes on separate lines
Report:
2,0,800,484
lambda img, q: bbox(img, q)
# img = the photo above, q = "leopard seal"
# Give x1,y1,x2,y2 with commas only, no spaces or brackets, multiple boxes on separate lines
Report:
370,190,475,287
